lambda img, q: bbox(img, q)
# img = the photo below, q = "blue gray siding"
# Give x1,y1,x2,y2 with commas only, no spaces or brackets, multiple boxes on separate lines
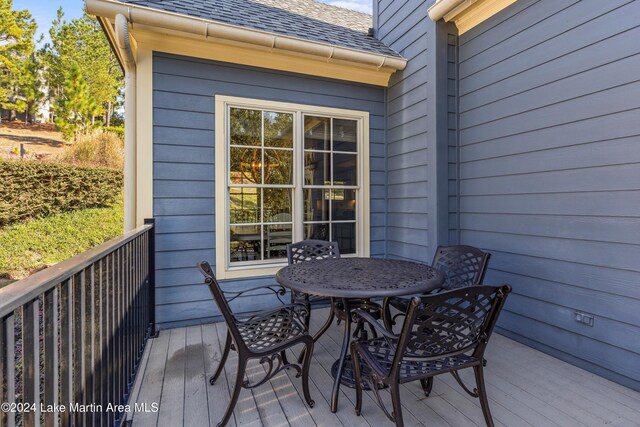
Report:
376,0,448,263
152,53,386,328
456,0,640,390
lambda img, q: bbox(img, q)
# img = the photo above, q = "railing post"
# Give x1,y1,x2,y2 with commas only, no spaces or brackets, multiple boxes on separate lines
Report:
144,218,158,337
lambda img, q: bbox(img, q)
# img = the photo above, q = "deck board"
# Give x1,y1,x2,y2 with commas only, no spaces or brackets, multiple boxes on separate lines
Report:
128,308,640,427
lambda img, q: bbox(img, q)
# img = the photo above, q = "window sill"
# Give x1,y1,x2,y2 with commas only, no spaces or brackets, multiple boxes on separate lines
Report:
216,263,287,280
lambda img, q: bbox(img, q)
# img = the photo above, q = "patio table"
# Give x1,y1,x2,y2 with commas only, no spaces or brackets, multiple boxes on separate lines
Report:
276,257,444,412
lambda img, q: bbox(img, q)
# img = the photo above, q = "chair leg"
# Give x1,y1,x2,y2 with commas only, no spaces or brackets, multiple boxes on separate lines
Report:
298,302,335,363
350,342,363,416
281,350,290,366
420,377,433,397
210,330,231,385
474,365,495,427
217,359,246,427
390,382,404,427
300,338,315,408
382,297,394,331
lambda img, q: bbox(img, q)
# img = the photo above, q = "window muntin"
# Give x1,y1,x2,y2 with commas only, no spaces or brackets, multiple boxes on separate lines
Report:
221,98,366,274
302,116,358,253
228,108,294,263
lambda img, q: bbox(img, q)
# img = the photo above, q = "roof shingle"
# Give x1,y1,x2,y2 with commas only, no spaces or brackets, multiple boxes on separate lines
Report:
123,0,401,57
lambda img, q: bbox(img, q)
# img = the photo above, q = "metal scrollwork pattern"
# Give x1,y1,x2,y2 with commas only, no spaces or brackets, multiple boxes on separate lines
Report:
237,305,309,351
277,258,444,298
242,352,302,389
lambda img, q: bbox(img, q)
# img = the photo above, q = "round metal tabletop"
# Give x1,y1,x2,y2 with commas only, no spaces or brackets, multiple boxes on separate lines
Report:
275,257,444,298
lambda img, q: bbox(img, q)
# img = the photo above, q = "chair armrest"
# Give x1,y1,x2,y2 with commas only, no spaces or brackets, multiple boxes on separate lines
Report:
352,309,398,340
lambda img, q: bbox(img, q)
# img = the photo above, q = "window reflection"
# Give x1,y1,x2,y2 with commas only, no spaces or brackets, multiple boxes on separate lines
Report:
229,187,260,223
265,224,292,259
264,112,293,148
304,189,329,222
333,153,357,186
331,189,356,221
230,225,261,262
333,119,357,152
332,223,356,254
304,116,330,150
230,108,261,146
264,149,292,185
304,151,331,186
264,188,292,221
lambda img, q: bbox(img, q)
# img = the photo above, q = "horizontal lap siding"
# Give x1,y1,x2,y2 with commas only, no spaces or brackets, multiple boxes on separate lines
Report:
153,53,385,328
458,0,640,390
377,0,434,263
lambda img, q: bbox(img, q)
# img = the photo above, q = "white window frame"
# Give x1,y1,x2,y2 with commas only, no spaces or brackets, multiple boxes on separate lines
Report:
215,95,370,279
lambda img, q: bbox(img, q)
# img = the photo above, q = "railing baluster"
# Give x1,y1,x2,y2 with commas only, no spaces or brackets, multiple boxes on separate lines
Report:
125,242,132,393
0,314,5,427
101,257,109,427
84,266,94,427
117,248,124,411
59,279,72,427
73,271,84,427
136,236,141,359
108,253,115,426
43,287,59,427
94,262,102,427
146,218,156,337
2,313,16,427
22,299,41,426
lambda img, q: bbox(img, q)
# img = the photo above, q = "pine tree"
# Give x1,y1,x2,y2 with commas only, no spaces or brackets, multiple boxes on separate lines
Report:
54,63,97,140
43,10,122,126
0,0,37,121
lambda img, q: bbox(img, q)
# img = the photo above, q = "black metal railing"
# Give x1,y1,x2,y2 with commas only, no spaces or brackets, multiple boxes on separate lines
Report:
0,220,155,427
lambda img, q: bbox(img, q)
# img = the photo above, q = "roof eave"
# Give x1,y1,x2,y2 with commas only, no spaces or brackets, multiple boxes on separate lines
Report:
86,0,406,72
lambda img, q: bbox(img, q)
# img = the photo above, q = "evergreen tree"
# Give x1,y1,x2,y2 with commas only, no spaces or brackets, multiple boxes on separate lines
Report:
54,63,96,140
43,10,121,126
0,0,37,121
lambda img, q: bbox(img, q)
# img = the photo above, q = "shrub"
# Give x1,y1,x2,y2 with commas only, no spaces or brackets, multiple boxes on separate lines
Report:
59,130,124,169
0,194,124,280
103,126,124,139
0,160,123,227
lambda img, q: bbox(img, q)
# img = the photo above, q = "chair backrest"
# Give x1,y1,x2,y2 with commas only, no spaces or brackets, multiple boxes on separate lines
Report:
287,240,341,265
393,285,511,372
197,261,247,352
431,245,491,289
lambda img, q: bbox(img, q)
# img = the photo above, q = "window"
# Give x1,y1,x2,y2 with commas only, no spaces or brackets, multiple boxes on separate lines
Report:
215,96,370,279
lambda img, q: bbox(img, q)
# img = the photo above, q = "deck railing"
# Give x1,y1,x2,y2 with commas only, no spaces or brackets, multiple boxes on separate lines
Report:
0,219,155,427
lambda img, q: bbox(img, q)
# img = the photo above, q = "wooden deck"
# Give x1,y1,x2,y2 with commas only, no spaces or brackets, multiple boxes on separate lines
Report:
126,308,640,427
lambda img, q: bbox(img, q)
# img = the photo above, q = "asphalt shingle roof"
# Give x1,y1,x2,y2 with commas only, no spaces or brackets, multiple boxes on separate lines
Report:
123,0,401,57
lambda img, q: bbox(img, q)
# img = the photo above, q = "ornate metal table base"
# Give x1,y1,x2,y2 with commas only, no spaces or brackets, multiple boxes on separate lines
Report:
331,355,387,390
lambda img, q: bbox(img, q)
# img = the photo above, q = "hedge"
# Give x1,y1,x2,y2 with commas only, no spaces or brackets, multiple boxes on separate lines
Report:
0,160,123,228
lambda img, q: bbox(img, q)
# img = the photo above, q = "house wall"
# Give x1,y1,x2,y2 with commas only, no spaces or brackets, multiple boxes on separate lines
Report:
376,0,449,263
151,53,386,328
456,0,640,390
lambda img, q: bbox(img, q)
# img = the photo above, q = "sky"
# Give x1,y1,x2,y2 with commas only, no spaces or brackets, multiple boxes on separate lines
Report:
19,0,373,46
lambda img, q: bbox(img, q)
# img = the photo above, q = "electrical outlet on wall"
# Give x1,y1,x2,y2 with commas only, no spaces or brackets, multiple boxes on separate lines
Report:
575,311,594,327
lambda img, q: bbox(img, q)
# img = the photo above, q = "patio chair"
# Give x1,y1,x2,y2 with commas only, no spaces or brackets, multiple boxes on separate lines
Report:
197,261,315,427
288,240,383,362
383,245,491,330
351,284,511,427
287,240,340,348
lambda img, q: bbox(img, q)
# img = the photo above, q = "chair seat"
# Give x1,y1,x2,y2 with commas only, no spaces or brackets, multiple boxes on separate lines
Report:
356,338,479,382
237,308,306,352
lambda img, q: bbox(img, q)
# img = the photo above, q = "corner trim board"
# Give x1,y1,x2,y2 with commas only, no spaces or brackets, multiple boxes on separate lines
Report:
428,0,518,34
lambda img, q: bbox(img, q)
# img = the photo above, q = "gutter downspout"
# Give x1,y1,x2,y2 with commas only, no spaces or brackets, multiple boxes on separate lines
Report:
115,14,137,231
